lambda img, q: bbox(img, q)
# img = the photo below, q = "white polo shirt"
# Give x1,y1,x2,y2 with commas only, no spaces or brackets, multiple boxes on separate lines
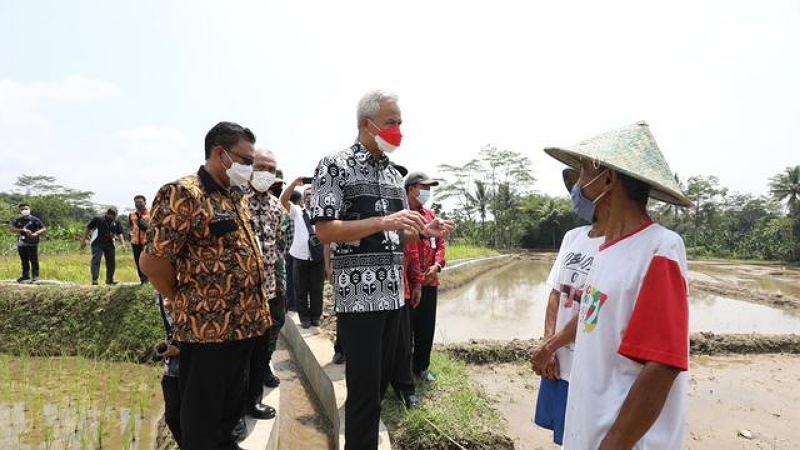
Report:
288,204,312,261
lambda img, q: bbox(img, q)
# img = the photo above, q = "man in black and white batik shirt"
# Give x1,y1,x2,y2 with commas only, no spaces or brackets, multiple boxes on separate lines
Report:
311,90,454,450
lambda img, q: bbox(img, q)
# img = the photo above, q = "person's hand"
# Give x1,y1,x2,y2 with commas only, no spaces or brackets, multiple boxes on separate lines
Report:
22,229,32,236
541,355,560,380
423,264,439,283
423,218,456,239
410,285,422,308
292,176,305,187
530,341,555,375
381,210,425,234
79,240,87,250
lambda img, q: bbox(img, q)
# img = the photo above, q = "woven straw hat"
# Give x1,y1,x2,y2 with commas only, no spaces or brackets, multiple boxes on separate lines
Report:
544,121,691,207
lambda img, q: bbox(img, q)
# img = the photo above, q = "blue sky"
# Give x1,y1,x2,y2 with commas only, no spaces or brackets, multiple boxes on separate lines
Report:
1,0,798,212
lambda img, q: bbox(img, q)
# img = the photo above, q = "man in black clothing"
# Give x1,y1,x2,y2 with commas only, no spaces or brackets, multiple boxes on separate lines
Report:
80,207,126,285
9,203,46,283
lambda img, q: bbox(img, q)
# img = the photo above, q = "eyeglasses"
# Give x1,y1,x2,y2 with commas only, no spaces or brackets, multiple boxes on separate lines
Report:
224,149,254,166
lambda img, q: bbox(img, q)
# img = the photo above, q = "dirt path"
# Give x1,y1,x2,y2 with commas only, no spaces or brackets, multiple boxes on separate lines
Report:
469,354,800,450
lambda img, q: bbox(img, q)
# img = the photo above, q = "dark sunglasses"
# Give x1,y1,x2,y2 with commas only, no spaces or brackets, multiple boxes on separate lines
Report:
223,149,254,166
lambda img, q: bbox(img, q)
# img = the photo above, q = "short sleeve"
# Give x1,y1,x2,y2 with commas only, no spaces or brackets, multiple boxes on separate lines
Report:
87,217,98,230
618,255,689,371
145,183,197,260
310,155,344,223
546,228,578,290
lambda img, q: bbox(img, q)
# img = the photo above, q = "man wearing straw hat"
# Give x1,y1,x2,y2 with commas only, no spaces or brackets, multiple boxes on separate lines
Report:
543,121,692,449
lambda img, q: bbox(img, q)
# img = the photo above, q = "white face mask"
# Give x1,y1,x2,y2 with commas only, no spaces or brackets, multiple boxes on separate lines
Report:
417,189,431,204
224,151,253,187
251,171,276,193
374,135,398,154
20,209,31,217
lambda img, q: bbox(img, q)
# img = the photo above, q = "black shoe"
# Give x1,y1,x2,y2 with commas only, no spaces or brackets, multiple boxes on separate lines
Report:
232,417,248,442
311,318,320,327
332,351,346,365
91,280,98,286
17,277,30,283
400,392,421,409
250,402,276,420
264,371,280,388
106,280,118,285
140,278,148,285
300,319,311,329
31,276,39,282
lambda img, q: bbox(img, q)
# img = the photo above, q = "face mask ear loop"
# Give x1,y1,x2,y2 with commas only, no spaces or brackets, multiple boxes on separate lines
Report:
592,158,601,170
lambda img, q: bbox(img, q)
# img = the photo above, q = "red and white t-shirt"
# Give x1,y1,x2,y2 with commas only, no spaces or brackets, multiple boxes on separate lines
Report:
564,221,689,450
545,225,603,381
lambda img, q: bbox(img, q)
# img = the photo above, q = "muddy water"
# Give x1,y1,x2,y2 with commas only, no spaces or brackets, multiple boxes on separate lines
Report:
272,343,335,450
436,261,800,343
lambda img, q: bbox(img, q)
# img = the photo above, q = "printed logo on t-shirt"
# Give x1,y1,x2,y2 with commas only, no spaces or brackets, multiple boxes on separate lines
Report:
558,284,584,309
580,285,607,332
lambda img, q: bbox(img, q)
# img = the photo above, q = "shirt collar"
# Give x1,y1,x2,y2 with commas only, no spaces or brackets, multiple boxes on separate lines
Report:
353,142,390,170
198,165,223,194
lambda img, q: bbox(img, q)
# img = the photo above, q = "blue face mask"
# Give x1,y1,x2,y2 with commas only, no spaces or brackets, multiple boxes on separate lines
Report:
570,170,607,222
417,189,431,204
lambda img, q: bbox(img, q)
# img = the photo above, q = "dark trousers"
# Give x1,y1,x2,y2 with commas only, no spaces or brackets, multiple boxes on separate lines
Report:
161,375,182,446
293,258,324,321
90,243,115,282
266,296,285,353
131,243,147,282
18,245,39,278
285,255,296,311
412,286,438,375
247,334,269,407
334,315,343,353
178,337,255,450
391,305,415,395
339,308,401,450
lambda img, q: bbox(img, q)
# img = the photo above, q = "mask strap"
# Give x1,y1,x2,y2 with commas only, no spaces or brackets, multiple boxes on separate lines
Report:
592,159,601,170
583,169,607,189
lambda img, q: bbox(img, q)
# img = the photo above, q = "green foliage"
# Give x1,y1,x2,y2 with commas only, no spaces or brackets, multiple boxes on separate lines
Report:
0,284,163,360
446,244,499,261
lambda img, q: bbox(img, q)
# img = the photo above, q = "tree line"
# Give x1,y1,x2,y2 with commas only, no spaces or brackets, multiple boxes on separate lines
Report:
2,164,799,262
436,146,800,262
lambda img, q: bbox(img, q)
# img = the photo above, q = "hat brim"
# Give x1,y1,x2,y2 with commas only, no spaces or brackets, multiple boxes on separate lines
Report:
545,146,693,207
417,179,439,187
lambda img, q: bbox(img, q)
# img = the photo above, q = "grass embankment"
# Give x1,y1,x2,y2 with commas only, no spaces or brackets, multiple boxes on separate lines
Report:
380,248,517,449
381,352,513,450
0,251,140,284
446,244,500,262
0,284,163,360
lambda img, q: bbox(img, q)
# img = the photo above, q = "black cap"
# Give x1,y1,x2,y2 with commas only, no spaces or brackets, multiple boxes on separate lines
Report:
106,207,118,215
404,171,440,189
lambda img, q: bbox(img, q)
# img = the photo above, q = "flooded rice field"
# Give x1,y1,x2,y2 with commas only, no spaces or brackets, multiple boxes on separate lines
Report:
0,355,163,449
436,260,800,344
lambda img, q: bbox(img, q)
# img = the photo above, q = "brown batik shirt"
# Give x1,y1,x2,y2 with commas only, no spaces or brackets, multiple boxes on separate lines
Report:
246,189,284,300
145,166,271,343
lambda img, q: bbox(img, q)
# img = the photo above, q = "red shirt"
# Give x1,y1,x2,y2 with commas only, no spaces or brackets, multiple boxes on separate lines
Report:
403,239,423,300
416,206,446,287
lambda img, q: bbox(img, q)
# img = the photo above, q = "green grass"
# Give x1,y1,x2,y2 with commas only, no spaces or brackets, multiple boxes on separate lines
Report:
381,352,512,449
446,244,499,262
0,251,140,284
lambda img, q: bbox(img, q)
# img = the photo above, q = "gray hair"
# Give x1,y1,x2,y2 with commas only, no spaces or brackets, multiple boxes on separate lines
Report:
356,90,399,128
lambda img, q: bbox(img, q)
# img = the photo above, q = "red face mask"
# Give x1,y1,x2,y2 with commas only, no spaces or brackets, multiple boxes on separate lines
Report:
369,120,402,153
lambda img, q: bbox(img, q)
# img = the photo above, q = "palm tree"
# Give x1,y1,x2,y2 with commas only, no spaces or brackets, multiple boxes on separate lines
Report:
466,180,490,244
535,198,565,249
769,166,800,218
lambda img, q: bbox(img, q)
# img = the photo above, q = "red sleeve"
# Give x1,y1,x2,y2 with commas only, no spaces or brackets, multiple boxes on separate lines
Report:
618,256,689,371
405,240,423,285
435,235,446,268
